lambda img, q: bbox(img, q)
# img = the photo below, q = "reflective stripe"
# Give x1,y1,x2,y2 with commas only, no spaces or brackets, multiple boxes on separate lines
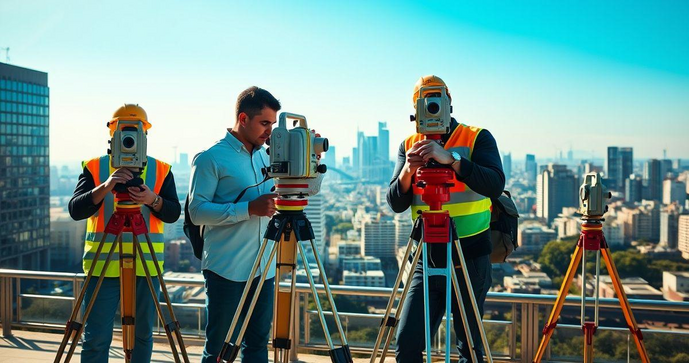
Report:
83,259,164,278
411,187,486,205
84,250,165,262
452,211,492,238
84,232,164,243
411,198,492,217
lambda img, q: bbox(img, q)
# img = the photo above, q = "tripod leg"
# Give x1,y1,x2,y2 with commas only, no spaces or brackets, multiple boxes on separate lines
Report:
306,238,353,363
297,241,335,350
600,248,650,363
140,233,190,363
379,238,423,363
62,233,122,363
219,239,278,363
450,263,478,363
443,242,452,362
119,235,136,361
452,239,492,363
533,242,584,363
273,230,298,361
54,232,113,362
133,235,183,363
370,236,416,363
421,242,433,363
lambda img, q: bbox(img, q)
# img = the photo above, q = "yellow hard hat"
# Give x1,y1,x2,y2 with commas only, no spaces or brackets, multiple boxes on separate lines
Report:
107,104,151,136
412,75,451,106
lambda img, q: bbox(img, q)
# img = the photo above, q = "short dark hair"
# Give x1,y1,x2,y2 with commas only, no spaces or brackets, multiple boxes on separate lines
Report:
236,86,281,120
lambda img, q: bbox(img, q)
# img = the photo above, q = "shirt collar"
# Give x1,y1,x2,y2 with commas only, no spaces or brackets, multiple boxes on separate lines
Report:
224,129,247,153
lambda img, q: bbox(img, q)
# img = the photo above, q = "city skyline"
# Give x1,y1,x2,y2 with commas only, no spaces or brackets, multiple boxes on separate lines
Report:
1,1,687,167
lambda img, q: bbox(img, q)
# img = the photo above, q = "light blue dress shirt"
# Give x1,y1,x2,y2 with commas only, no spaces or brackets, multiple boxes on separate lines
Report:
188,130,276,282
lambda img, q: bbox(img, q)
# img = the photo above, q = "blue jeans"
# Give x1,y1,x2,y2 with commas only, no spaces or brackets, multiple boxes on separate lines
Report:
395,254,492,363
81,276,160,363
201,270,275,363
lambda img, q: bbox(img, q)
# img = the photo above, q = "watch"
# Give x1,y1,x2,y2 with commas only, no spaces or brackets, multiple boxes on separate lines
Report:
450,151,461,167
150,195,161,208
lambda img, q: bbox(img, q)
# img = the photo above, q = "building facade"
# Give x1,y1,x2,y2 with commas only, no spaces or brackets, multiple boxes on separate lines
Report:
0,62,50,270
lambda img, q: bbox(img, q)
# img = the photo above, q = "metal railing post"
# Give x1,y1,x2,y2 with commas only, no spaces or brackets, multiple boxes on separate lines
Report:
1,275,12,337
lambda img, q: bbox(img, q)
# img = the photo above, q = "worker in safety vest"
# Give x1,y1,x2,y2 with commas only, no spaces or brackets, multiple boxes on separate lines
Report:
68,104,181,363
387,76,505,363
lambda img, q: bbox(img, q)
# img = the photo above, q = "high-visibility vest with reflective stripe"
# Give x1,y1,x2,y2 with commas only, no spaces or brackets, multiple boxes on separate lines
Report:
404,124,492,238
82,155,171,277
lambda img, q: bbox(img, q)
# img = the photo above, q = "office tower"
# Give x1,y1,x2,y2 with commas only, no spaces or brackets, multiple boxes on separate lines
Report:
304,193,326,257
607,147,633,192
377,122,389,165
537,164,578,224
503,152,512,182
644,159,663,201
525,154,537,185
625,174,643,203
663,179,687,205
0,62,50,270
362,220,396,258
659,204,681,249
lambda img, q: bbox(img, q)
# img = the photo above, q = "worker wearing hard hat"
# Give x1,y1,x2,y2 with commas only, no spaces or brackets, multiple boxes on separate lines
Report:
387,76,505,363
68,104,181,362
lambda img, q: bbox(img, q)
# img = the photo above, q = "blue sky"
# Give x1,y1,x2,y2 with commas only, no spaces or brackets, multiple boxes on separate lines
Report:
2,0,688,166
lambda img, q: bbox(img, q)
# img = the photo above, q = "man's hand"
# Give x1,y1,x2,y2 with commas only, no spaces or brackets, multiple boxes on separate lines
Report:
128,184,157,206
403,148,425,176
103,168,133,192
410,139,453,165
249,193,278,217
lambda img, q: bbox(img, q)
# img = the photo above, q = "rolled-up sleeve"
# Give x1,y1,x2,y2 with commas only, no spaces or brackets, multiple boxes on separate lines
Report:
188,151,250,226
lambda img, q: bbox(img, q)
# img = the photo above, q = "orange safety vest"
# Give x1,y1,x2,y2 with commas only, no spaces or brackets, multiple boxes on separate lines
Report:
404,124,492,238
81,155,171,277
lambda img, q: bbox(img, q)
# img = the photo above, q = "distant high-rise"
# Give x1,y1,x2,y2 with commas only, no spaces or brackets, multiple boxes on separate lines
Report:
678,215,689,260
377,122,389,164
663,179,687,205
362,220,396,258
503,152,512,182
660,204,681,249
179,153,189,168
661,159,673,179
644,159,663,201
537,164,578,224
304,193,326,257
607,147,633,192
525,154,537,185
0,62,50,270
625,174,643,203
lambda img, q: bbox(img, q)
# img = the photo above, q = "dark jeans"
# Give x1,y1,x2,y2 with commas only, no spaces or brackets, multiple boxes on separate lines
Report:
81,276,160,363
201,270,274,363
395,254,492,363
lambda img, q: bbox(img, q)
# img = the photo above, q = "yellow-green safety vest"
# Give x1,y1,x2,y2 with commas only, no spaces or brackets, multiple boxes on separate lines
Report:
82,155,171,277
405,124,492,238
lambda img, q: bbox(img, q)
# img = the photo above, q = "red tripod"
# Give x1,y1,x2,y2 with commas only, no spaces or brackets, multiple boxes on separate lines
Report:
54,191,189,363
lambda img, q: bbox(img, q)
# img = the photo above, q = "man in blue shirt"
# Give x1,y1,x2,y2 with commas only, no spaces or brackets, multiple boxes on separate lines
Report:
188,87,281,363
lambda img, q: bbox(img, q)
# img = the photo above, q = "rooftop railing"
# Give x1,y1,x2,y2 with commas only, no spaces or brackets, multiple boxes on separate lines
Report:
1,268,688,362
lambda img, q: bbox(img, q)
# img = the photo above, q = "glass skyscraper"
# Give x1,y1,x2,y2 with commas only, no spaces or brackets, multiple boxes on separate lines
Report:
0,62,50,270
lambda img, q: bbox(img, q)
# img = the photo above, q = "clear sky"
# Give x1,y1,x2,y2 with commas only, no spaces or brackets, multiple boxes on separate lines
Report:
2,0,688,167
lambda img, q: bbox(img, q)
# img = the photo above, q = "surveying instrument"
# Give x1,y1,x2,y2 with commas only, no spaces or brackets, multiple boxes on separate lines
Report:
54,119,189,363
370,84,493,363
533,172,649,363
218,113,352,363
